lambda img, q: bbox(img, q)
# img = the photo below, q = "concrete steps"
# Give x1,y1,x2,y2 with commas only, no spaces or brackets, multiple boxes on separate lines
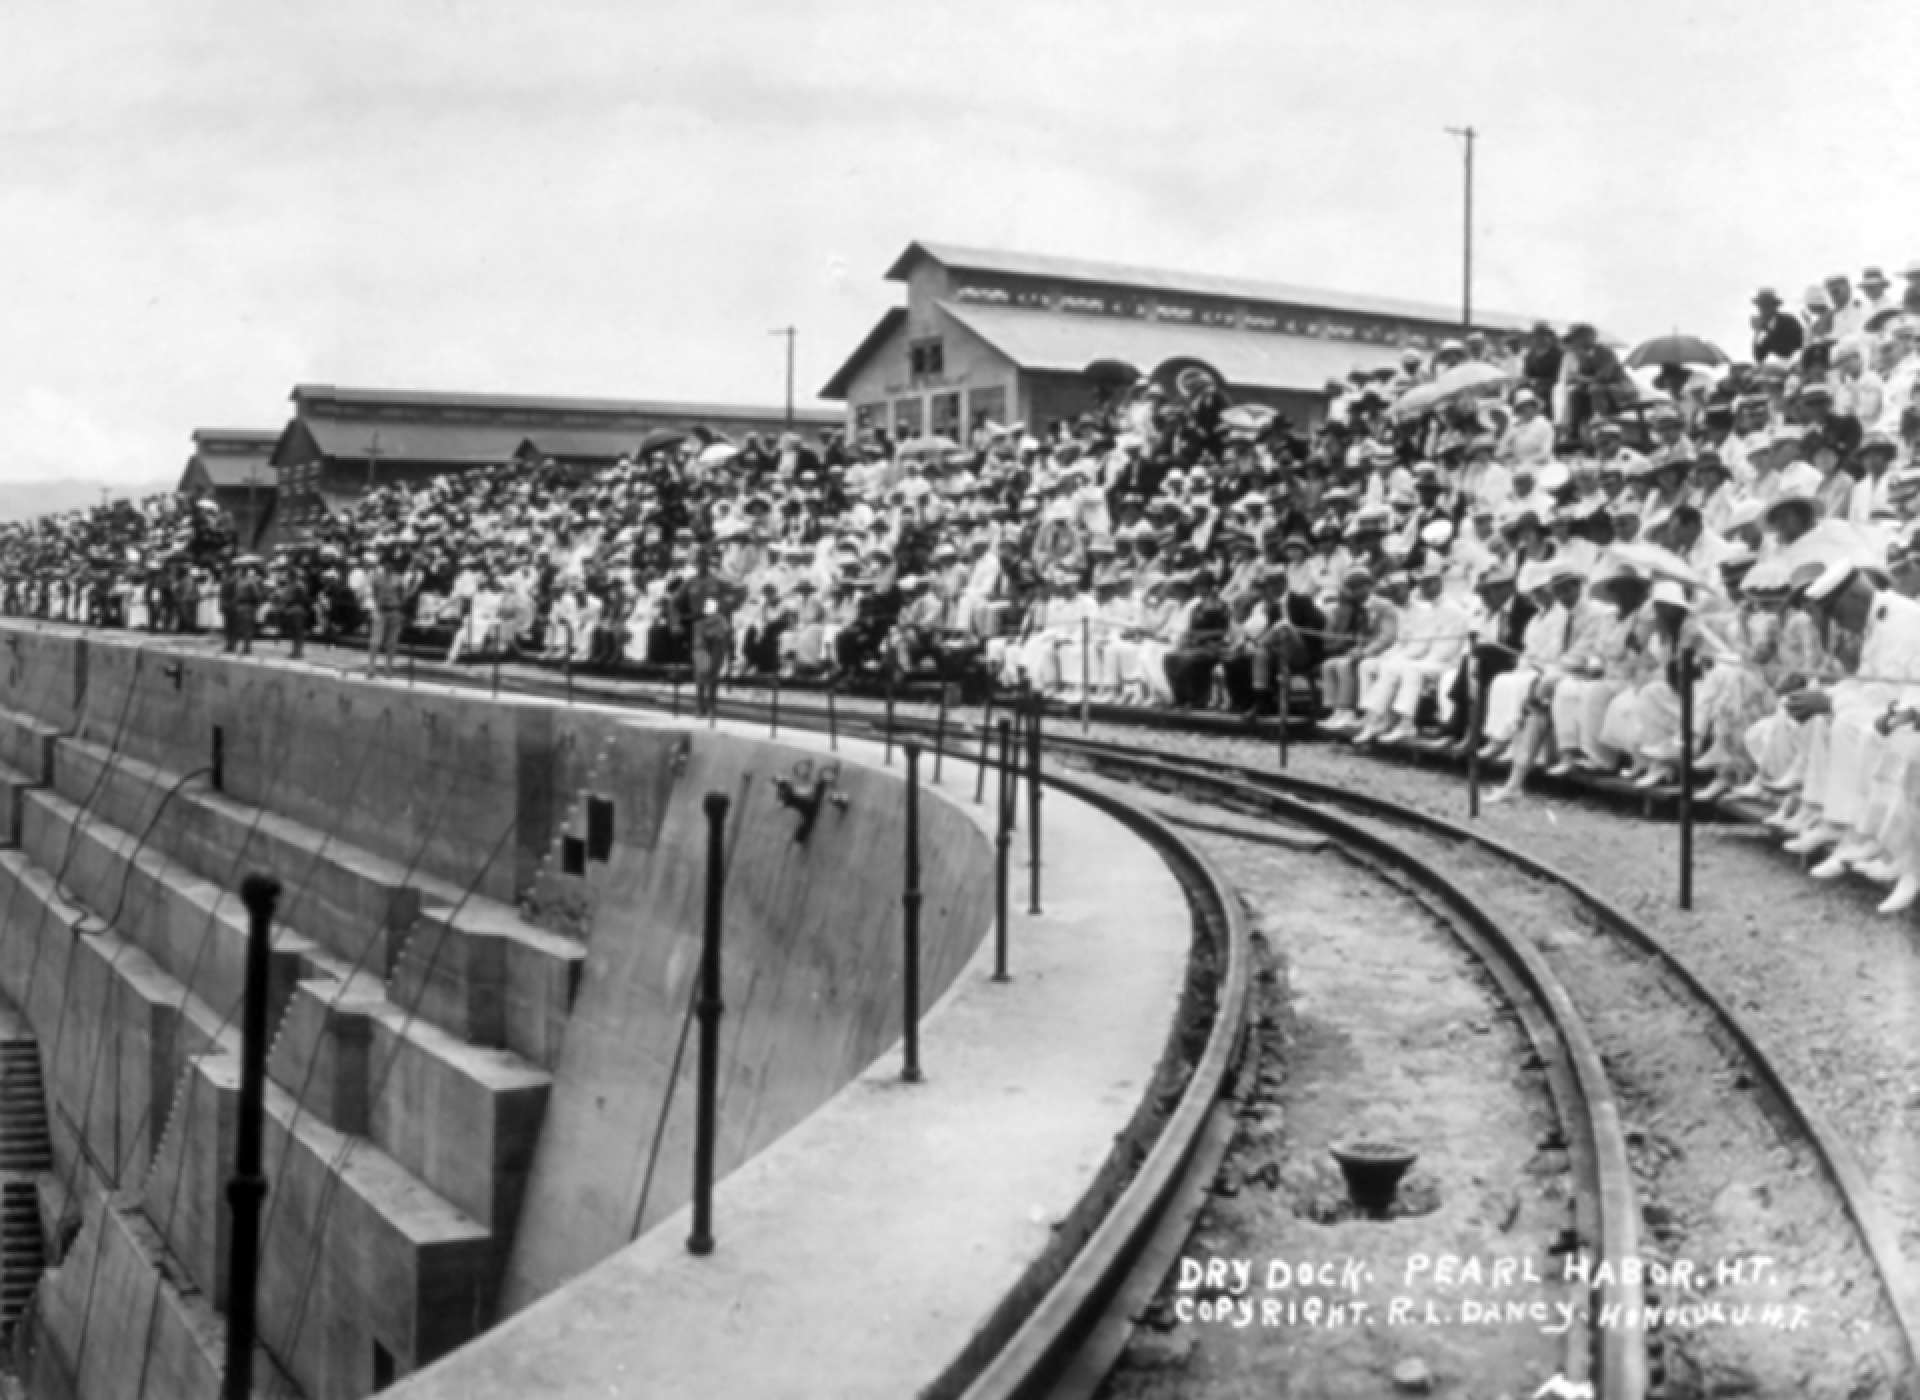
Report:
50,736,584,1070
0,722,571,1393
0,795,552,1274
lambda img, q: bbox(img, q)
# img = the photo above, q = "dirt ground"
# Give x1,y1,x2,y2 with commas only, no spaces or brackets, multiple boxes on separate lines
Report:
1102,828,1574,1400
1103,725,1920,1387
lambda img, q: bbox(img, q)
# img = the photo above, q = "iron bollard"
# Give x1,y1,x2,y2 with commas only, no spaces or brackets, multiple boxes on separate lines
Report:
1027,684,1042,916
901,743,924,1083
1467,642,1483,820
933,682,948,784
687,793,730,1256
211,725,225,794
994,718,1013,982
224,872,283,1400
827,671,839,752
1678,649,1695,911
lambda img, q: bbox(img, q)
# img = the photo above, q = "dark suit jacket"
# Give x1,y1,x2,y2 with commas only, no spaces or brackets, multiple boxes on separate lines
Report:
1751,314,1804,364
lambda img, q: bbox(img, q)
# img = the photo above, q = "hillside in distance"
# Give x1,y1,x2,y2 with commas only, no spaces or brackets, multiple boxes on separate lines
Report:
0,478,176,524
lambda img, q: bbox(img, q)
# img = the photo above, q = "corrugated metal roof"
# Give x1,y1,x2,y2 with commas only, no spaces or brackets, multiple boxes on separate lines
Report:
291,384,837,426
182,435,277,489
936,301,1402,392
889,241,1544,335
517,428,655,461
301,417,529,466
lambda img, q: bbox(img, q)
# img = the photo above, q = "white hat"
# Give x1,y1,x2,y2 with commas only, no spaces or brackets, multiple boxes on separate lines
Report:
1649,580,1691,610
1803,558,1858,603
1419,518,1455,547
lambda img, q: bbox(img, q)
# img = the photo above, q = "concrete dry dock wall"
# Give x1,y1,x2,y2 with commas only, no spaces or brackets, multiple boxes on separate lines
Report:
0,623,995,1399
503,727,995,1311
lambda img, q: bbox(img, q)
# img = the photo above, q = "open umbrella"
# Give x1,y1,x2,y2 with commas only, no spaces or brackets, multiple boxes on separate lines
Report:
696,442,741,468
636,428,689,457
1604,540,1703,588
1389,361,1515,420
1221,404,1279,435
1083,358,1141,389
1152,356,1226,399
1624,334,1729,370
900,434,960,456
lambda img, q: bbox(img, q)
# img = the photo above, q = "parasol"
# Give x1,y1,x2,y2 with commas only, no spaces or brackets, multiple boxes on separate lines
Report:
636,428,689,457
1390,361,1515,420
1604,540,1703,587
1624,333,1729,370
696,442,741,468
1221,404,1279,435
1152,356,1226,399
1083,359,1141,389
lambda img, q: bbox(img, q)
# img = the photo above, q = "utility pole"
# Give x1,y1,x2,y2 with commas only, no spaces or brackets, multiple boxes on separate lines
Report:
365,429,383,494
1445,125,1476,329
770,327,796,430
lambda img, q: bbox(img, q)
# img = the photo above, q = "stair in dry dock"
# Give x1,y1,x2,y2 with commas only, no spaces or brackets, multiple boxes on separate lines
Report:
47,734,584,1071
0,1026,51,1344
0,734,578,1395
0,704,60,850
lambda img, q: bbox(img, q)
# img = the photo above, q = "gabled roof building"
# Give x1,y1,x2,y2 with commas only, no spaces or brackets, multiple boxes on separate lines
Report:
821,241,1556,438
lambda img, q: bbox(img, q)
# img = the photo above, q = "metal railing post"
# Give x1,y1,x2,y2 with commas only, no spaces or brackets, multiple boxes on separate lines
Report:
1678,649,1694,911
1468,640,1483,820
901,743,924,1082
1027,683,1042,915
769,669,780,739
671,665,682,718
994,719,1012,982
224,873,282,1400
933,682,948,784
1277,645,1290,770
1081,617,1092,733
975,686,997,804
827,670,839,752
688,793,730,1256
884,662,897,766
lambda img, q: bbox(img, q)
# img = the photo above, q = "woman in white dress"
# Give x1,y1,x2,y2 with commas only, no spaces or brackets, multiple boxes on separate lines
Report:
124,573,150,631
1479,564,1562,757
196,571,222,633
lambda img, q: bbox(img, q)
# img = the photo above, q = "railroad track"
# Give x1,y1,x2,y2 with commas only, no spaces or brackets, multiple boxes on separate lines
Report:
505,671,1915,1398
59,633,1920,1396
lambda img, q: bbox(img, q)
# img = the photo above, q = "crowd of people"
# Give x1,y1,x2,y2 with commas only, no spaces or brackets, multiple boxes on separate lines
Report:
5,260,1920,914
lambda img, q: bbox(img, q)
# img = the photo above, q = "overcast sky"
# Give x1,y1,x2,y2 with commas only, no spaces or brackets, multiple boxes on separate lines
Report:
5,0,1918,487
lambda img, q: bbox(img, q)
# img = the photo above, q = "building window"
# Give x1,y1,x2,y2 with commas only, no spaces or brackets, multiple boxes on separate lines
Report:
908,339,944,378
893,398,923,438
930,392,961,442
967,386,1007,433
853,403,879,432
